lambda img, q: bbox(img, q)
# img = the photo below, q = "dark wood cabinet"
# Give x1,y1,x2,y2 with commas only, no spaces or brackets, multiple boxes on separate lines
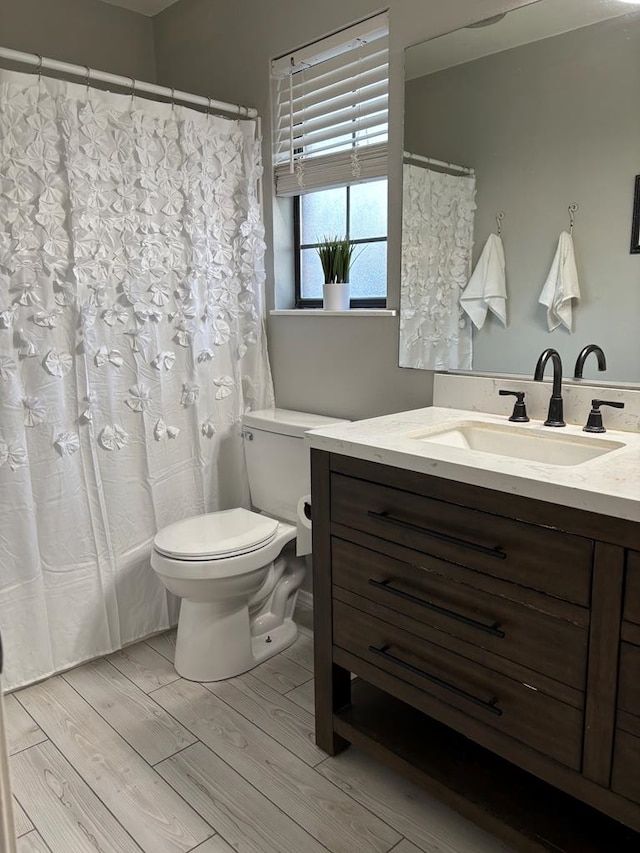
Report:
331,471,594,604
312,450,640,852
331,537,589,690
619,642,640,718
613,728,640,805
624,552,640,626
333,597,585,770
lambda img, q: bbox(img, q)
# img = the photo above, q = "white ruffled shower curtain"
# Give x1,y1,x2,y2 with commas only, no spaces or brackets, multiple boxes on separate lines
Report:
399,164,476,370
0,70,274,690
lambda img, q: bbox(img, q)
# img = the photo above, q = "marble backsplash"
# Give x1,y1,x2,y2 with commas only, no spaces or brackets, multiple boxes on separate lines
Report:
433,373,640,434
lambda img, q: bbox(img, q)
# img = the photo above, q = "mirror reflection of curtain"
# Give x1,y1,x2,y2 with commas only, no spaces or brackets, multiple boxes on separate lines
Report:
399,165,476,370
0,70,274,690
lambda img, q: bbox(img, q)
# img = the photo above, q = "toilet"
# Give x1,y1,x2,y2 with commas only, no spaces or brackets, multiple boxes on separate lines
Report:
150,408,345,682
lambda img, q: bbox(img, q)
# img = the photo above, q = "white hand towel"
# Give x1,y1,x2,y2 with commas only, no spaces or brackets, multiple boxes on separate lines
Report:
460,233,507,330
539,231,581,332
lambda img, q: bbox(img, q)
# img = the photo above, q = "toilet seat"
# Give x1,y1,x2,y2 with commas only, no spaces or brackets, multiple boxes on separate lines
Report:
153,508,279,561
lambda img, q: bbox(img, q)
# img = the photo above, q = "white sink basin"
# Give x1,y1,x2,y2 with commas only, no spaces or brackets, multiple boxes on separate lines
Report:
412,421,625,466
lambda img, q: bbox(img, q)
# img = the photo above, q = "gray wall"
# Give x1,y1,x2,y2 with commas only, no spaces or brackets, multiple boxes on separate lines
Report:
0,0,156,81
153,0,535,420
405,15,640,383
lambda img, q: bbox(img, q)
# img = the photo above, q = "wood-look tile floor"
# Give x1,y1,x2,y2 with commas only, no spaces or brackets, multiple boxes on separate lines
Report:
8,601,513,853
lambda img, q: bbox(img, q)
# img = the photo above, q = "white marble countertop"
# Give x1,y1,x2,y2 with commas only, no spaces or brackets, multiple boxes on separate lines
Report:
306,407,640,523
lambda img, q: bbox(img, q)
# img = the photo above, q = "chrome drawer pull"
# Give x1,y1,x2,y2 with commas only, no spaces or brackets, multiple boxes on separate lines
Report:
368,578,505,639
368,644,503,717
367,511,507,561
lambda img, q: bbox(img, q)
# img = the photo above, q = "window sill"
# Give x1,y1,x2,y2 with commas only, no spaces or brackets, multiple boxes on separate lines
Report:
269,309,397,317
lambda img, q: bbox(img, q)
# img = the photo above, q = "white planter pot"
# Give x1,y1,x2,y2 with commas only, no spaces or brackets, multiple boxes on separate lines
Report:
323,282,350,311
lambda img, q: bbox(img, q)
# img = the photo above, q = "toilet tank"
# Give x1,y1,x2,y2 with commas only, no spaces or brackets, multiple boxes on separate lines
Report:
243,409,347,523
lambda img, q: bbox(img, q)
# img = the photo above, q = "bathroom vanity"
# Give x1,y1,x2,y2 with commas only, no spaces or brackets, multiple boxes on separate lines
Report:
309,405,640,852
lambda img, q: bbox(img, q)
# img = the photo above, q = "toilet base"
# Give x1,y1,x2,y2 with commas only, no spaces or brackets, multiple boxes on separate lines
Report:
174,598,298,682
251,618,298,667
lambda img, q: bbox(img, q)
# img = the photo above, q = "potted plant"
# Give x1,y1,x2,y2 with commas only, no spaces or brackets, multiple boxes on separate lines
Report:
316,235,362,311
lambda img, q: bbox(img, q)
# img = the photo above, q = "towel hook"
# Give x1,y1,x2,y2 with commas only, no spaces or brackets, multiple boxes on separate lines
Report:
568,203,579,235
496,211,505,237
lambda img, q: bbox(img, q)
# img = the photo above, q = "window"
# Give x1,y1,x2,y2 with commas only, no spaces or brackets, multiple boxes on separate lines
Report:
271,13,389,307
295,179,387,307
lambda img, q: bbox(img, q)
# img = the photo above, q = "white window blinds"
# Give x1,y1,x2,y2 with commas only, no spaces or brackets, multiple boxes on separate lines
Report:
271,13,389,197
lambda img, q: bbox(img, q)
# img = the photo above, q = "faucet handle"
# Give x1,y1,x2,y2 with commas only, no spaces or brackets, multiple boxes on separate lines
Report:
583,399,625,433
499,390,530,423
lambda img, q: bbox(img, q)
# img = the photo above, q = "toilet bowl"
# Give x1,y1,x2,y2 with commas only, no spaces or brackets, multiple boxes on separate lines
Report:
152,508,301,681
150,408,346,682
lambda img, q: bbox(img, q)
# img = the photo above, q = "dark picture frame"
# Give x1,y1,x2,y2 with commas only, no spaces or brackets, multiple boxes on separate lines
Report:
631,175,640,254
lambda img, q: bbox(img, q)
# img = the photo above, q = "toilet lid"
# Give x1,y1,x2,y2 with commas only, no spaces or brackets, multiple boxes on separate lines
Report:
153,508,279,560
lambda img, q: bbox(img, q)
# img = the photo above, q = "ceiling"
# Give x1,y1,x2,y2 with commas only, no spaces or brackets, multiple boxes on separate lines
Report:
97,0,179,15
405,0,640,80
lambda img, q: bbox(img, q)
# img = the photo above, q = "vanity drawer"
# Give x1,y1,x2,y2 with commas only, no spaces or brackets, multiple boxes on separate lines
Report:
333,600,583,770
624,551,640,626
612,728,640,806
331,538,588,690
618,642,640,719
331,474,594,605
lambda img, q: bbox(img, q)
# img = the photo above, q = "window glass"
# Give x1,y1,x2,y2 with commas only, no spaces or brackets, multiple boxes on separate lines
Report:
297,178,388,304
350,182,388,240
300,248,325,299
349,242,387,298
301,188,346,245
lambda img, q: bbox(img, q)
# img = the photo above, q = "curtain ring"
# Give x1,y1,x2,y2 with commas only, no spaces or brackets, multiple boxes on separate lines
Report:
171,87,175,111
35,54,43,81
85,65,92,93
130,77,136,103
207,96,212,119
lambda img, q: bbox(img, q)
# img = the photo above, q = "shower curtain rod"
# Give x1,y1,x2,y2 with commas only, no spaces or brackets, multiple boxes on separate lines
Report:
0,46,258,119
403,150,475,176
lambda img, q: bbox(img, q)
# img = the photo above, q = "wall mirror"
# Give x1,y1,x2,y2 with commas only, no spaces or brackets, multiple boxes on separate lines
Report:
399,0,640,382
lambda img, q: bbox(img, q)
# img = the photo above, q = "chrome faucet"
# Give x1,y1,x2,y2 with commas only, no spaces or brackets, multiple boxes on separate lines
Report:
574,344,607,379
533,348,565,427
